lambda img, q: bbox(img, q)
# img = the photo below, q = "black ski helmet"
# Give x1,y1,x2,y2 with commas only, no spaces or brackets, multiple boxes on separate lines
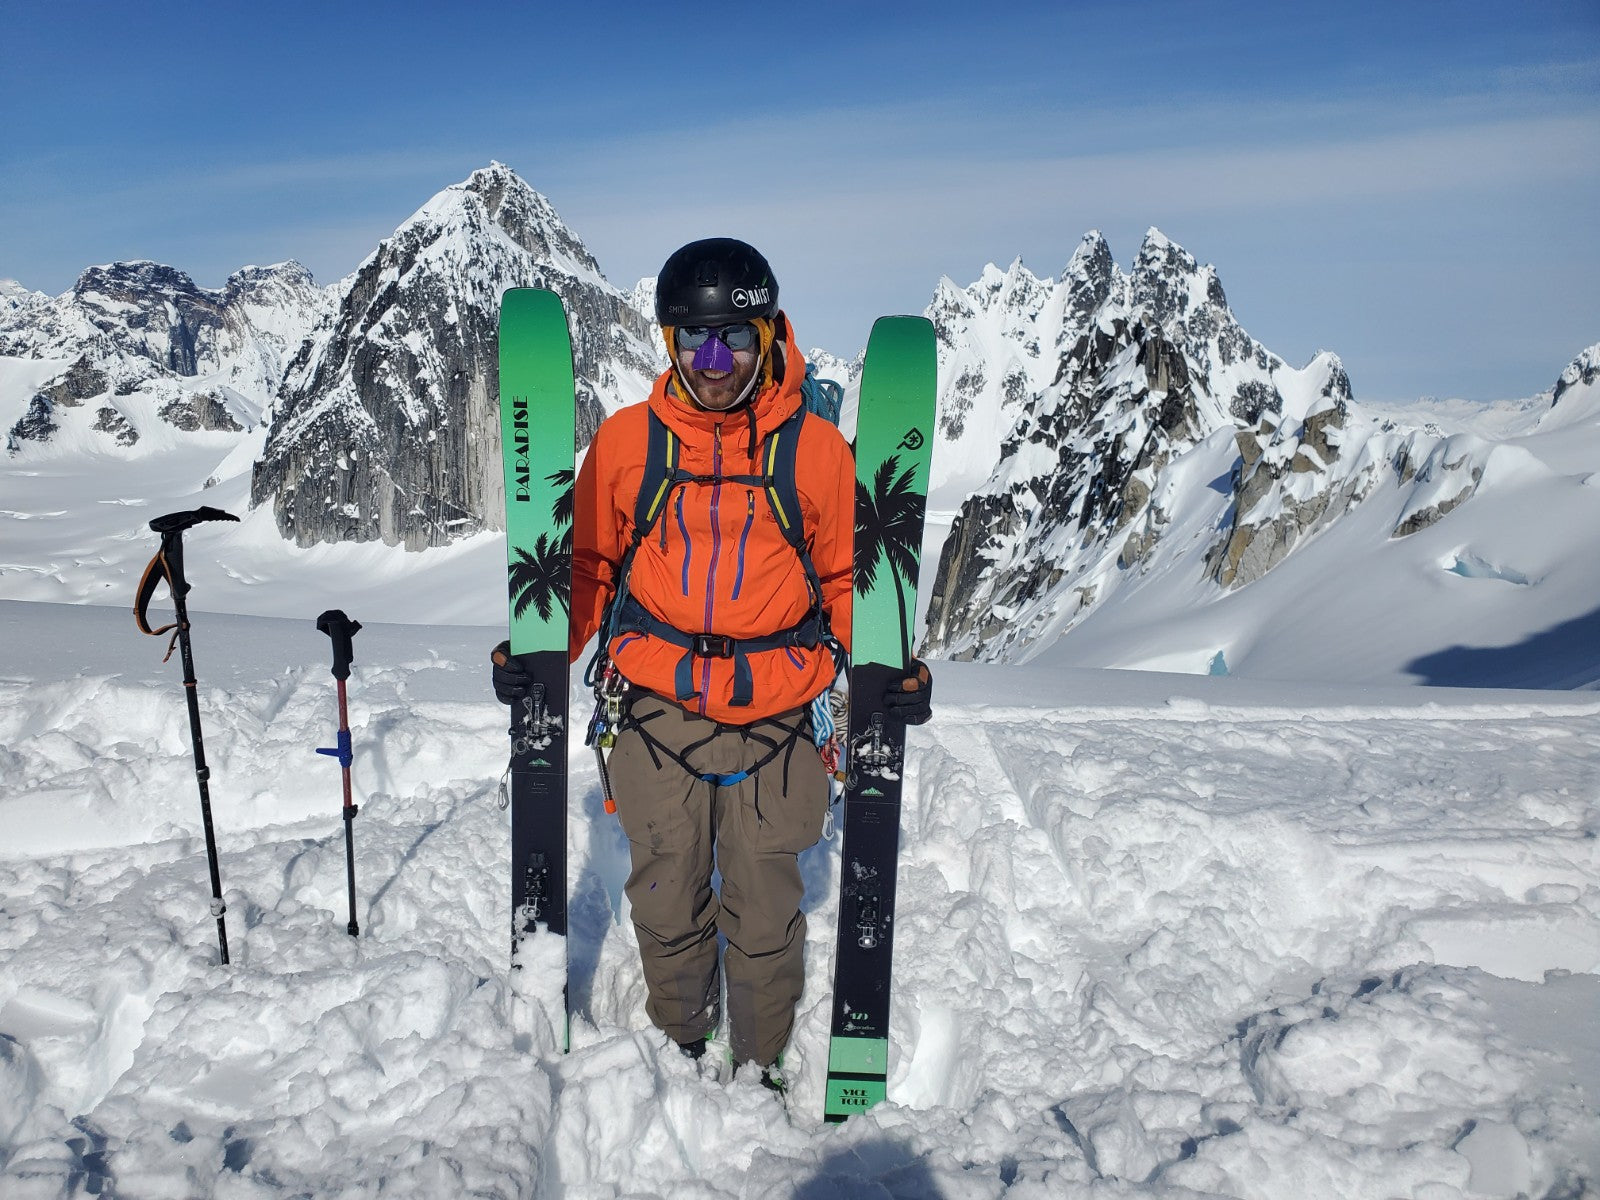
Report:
655,238,779,327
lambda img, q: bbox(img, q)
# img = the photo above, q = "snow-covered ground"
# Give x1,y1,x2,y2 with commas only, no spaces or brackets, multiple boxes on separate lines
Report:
3,599,1597,1198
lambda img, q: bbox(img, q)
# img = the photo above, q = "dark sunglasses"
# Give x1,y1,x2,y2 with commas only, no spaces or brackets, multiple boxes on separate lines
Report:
677,323,760,352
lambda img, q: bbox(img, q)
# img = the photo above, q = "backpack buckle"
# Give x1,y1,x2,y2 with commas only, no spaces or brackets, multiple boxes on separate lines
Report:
692,633,735,659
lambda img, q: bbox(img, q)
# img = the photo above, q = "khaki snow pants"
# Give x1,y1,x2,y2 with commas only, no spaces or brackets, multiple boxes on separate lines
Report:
606,692,830,1067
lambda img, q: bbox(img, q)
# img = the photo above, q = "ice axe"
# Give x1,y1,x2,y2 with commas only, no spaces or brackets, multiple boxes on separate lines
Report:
134,505,240,965
315,609,363,937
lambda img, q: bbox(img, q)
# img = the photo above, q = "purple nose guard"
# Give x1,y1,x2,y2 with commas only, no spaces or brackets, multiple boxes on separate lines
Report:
691,333,736,373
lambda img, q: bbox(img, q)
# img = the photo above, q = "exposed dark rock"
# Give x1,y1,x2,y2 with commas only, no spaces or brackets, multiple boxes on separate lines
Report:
250,164,660,551
1231,379,1279,424
1392,482,1477,538
160,392,244,432
940,364,985,440
93,406,140,446
6,397,57,453
71,262,221,377
38,357,109,408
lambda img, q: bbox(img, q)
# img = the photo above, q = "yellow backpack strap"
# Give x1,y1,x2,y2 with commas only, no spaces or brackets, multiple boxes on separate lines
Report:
636,420,677,533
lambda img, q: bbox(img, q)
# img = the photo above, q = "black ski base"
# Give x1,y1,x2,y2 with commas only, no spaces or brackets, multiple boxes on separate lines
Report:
824,662,906,1121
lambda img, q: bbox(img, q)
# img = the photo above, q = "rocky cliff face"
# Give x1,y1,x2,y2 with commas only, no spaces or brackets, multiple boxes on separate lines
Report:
921,233,1593,665
249,163,661,550
923,230,1303,659
923,244,1116,501
1,261,328,453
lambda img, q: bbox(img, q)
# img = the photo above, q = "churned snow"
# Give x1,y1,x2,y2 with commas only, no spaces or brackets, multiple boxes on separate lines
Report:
1,600,1597,1197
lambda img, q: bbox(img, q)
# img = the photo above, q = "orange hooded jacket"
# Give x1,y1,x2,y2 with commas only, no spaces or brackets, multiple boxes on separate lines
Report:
570,324,854,725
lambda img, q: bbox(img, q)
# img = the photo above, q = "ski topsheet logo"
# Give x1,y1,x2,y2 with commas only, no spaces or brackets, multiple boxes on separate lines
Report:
732,286,772,310
511,394,531,502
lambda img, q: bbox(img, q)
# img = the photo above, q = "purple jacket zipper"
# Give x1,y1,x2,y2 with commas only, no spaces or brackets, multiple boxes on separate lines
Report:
675,491,690,595
731,491,755,600
700,425,725,712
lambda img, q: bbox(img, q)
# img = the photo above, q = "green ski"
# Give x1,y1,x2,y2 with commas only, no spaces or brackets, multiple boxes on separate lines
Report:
498,287,575,1053
824,315,938,1122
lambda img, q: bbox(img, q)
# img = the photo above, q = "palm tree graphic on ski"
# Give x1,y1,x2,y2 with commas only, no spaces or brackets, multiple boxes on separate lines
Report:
848,448,921,788
507,469,573,758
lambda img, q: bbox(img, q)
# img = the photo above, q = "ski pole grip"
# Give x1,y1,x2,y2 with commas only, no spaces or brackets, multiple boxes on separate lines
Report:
150,506,240,535
317,609,362,680
143,507,240,606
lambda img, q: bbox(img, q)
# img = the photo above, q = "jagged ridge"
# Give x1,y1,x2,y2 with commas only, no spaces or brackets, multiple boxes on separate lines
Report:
918,229,1521,664
2,261,328,453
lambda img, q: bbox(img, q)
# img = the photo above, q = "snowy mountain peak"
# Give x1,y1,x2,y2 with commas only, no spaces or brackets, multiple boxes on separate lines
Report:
250,163,660,550
225,260,315,294
1059,233,1122,339
1551,341,1599,407
1140,224,1174,249
923,233,1599,670
417,162,607,287
1063,230,1115,281
932,274,969,307
1128,228,1229,334
629,276,658,321
1542,340,1600,428
0,277,49,318
1132,227,1199,286
73,259,197,299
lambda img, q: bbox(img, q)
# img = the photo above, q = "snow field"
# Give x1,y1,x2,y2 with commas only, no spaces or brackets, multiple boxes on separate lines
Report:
2,604,1598,1197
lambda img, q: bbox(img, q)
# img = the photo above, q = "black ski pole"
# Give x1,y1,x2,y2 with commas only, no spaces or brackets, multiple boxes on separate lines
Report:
315,609,362,937
134,505,240,965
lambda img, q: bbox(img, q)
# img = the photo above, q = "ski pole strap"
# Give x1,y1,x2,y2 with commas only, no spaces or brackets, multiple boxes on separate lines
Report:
613,594,823,708
134,548,181,637
316,609,362,680
317,729,354,769
135,507,240,637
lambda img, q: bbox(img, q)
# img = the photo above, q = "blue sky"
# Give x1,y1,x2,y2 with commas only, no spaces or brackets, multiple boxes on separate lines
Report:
2,0,1596,402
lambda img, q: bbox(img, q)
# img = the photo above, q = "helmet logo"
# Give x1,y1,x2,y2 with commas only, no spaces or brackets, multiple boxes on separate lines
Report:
731,286,772,310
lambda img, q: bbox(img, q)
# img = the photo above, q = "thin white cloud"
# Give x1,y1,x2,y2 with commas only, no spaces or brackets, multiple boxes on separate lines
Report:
552,110,1599,349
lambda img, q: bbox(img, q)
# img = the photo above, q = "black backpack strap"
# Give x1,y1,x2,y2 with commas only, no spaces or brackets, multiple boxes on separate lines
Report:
759,408,828,620
613,594,823,707
759,408,805,548
594,411,677,658
633,410,679,541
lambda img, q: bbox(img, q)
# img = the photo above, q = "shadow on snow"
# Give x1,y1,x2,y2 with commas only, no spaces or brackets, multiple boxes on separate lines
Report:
1405,603,1600,690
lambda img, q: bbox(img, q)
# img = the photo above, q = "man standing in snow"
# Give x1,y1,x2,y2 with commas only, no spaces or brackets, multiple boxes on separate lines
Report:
493,238,932,1088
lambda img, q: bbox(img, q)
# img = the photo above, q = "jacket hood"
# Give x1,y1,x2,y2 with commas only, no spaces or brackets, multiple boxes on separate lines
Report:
647,316,806,453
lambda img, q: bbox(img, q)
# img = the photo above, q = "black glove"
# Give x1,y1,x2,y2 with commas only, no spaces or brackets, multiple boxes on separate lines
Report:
882,659,933,725
491,639,534,705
